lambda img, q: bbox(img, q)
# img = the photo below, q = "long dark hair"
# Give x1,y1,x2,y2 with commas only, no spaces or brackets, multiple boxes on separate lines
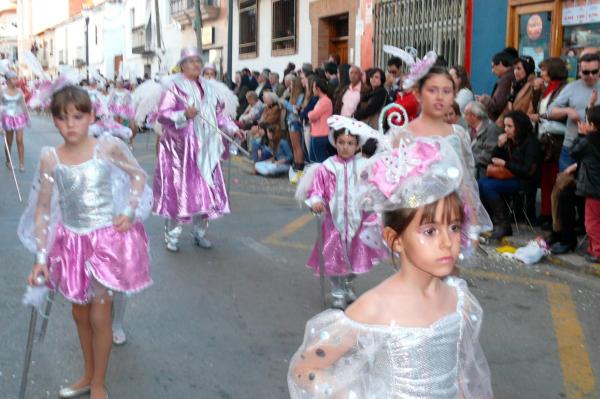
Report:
450,65,471,90
504,110,533,145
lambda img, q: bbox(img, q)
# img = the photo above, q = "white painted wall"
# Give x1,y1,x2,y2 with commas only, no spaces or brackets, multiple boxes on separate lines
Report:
232,0,311,77
31,0,68,34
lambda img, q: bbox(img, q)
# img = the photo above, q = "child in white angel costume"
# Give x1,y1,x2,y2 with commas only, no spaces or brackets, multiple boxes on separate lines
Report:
288,134,493,398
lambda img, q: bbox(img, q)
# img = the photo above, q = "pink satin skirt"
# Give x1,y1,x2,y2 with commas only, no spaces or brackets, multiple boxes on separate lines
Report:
47,222,152,304
2,113,29,131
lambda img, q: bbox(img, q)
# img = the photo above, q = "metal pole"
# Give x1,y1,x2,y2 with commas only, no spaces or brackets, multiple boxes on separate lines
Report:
85,16,89,81
194,0,203,52
315,213,327,310
226,0,233,87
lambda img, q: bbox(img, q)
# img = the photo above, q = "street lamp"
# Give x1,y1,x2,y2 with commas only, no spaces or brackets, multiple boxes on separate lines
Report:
82,6,91,80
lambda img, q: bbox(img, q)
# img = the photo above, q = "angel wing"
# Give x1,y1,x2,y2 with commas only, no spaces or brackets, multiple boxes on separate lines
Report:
22,51,49,80
327,115,380,143
382,45,416,66
133,79,164,125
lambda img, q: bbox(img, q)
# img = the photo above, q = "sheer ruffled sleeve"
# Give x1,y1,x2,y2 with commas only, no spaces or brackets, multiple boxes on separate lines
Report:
455,278,494,399
97,136,152,221
17,147,61,256
288,310,387,398
452,126,493,248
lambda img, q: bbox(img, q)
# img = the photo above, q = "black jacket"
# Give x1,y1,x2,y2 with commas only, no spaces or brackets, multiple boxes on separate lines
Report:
353,86,388,121
571,132,600,199
492,134,542,192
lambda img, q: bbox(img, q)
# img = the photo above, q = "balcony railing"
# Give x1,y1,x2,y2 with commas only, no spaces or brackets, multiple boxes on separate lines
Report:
170,0,219,23
131,25,154,55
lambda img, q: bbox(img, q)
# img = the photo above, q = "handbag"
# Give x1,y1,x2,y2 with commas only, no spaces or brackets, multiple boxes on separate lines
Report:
538,118,566,136
486,164,514,180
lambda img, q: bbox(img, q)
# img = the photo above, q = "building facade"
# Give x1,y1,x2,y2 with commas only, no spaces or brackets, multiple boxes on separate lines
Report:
231,0,311,76
0,1,18,61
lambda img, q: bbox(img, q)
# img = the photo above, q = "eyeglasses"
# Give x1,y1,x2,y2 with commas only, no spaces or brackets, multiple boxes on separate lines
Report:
581,69,600,76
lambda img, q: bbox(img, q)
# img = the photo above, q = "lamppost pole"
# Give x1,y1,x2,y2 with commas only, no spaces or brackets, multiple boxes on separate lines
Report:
194,0,203,52
85,15,90,80
227,0,232,86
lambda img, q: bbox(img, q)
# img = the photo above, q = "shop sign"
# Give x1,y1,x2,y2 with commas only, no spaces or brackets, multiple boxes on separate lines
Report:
563,1,600,26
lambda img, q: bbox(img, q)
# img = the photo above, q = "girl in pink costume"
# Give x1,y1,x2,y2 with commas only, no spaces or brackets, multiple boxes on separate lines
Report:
19,85,152,399
1,71,30,171
296,129,386,309
108,80,137,147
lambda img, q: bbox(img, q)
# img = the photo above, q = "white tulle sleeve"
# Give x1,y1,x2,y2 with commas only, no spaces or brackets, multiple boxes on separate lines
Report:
287,310,387,398
452,125,493,249
17,147,61,255
456,278,494,399
97,135,153,220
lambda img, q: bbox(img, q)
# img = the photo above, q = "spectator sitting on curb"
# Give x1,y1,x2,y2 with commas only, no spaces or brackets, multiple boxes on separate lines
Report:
254,124,294,176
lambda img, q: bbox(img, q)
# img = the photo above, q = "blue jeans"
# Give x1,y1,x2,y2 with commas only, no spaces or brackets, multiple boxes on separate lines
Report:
558,145,575,172
250,138,272,162
308,136,332,163
478,176,521,201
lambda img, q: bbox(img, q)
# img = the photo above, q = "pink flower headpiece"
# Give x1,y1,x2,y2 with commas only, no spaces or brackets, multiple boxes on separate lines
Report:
358,136,462,211
382,45,438,90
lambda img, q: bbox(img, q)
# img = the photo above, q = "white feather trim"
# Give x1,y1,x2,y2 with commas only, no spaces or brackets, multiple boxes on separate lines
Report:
294,163,321,206
383,45,416,66
22,51,49,80
22,285,49,310
203,78,238,118
133,79,164,125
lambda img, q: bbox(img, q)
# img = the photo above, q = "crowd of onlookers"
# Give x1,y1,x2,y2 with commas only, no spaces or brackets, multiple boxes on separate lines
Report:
226,47,600,263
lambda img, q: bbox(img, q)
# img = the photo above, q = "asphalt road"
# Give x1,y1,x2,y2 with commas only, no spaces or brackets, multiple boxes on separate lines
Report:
0,116,598,399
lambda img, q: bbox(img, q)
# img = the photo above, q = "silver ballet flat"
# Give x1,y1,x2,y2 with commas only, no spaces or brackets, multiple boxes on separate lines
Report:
58,385,90,398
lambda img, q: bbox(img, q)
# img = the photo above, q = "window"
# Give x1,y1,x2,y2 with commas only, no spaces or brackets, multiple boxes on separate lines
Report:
272,0,296,54
373,0,466,69
239,0,257,57
130,8,135,27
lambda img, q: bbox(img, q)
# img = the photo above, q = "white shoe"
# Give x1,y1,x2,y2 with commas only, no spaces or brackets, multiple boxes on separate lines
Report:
194,235,212,249
112,328,127,345
330,291,347,310
166,240,179,252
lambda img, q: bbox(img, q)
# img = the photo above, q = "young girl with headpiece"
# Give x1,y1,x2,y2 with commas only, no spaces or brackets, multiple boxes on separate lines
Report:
18,85,153,399
1,70,30,171
385,47,492,245
296,126,386,309
288,136,493,398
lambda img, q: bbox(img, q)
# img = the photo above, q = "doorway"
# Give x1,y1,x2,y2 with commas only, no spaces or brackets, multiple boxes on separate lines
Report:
319,13,349,64
506,1,561,70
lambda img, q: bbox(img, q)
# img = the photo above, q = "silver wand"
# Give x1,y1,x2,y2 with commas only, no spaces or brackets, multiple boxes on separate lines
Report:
315,213,327,310
3,131,22,202
174,92,251,157
19,275,48,399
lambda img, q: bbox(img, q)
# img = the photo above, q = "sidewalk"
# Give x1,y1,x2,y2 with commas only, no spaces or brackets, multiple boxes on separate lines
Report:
487,225,600,278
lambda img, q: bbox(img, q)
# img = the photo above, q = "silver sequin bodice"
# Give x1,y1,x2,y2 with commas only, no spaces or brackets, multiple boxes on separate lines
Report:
377,314,461,397
55,159,114,232
1,91,25,117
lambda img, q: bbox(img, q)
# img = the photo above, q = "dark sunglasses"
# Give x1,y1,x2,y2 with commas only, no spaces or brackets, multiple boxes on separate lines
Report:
582,69,600,76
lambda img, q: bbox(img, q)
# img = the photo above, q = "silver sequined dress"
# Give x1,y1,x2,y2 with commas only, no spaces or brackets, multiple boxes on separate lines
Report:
288,277,493,398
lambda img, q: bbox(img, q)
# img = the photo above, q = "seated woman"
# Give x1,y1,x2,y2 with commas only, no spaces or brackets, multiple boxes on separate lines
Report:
247,91,281,153
255,124,293,176
237,91,264,130
478,110,542,239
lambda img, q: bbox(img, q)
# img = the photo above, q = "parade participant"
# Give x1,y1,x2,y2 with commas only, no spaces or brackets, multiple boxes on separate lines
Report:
288,136,493,398
153,46,238,252
108,78,137,148
296,127,385,309
388,48,492,243
86,79,108,119
1,70,30,172
18,85,152,399
202,63,217,80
